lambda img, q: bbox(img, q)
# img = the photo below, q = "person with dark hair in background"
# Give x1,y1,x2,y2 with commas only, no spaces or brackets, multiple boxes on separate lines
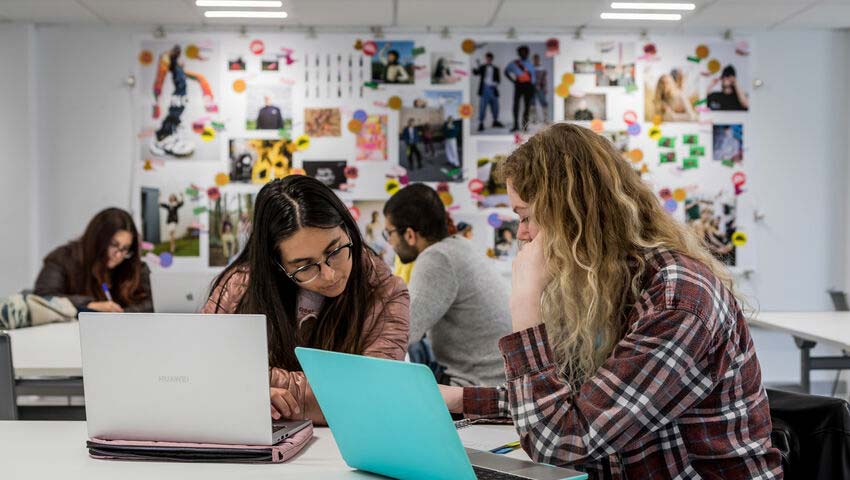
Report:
400,118,423,170
473,52,503,132
34,208,152,313
707,65,749,111
383,184,511,387
504,45,536,133
456,222,473,240
531,53,549,124
203,176,409,425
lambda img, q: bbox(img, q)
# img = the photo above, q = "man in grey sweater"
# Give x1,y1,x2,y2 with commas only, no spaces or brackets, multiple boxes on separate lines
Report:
383,184,511,387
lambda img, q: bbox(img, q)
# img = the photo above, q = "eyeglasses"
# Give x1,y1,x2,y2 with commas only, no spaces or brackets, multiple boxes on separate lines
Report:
381,228,402,242
108,241,134,259
278,242,354,284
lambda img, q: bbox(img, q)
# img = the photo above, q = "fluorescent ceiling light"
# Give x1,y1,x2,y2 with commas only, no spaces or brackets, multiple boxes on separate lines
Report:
196,1,283,7
600,12,682,20
611,2,695,10
204,10,288,18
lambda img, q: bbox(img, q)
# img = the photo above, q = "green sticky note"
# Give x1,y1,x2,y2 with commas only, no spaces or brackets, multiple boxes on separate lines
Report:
659,152,676,164
682,134,698,145
683,157,699,170
657,137,676,148
721,159,734,168
193,206,207,215
211,121,225,131
625,83,638,94
363,81,379,89
687,56,701,63
693,98,707,107
447,167,461,176
185,187,199,197
412,46,426,56
690,146,705,156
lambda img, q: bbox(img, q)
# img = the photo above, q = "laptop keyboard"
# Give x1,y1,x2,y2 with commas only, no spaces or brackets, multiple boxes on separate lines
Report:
473,465,530,480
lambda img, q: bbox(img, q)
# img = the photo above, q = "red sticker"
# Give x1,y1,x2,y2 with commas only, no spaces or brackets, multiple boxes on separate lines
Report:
732,171,747,187
362,41,377,57
468,179,485,194
348,206,361,221
623,111,638,125
250,39,265,55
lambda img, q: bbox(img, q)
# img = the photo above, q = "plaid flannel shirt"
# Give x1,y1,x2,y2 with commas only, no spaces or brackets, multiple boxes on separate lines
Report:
463,249,782,479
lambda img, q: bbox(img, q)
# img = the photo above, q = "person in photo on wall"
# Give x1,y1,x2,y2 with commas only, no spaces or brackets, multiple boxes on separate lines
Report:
237,212,252,252
714,126,742,162
221,220,237,263
256,95,284,130
150,45,216,158
494,226,519,258
203,176,409,425
573,99,594,121
421,124,435,157
473,52,503,132
531,53,549,124
160,193,185,254
432,56,452,84
442,116,460,168
707,65,749,111
379,45,410,84
504,45,536,133
400,118,423,170
437,123,781,478
653,72,698,122
34,208,152,313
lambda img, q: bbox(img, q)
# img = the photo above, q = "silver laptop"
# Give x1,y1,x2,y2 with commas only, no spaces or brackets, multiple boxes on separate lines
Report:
79,313,310,445
150,271,219,313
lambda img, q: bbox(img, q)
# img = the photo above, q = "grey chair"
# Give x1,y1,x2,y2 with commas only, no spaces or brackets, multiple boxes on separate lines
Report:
0,333,18,420
829,290,850,397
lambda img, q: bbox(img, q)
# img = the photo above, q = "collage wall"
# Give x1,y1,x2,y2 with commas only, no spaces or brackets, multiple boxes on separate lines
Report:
132,33,753,275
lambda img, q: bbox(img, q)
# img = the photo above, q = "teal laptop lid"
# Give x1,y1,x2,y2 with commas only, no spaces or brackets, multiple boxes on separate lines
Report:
296,347,475,480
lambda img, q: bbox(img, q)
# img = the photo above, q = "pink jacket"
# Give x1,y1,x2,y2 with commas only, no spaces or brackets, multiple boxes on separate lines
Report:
201,252,409,425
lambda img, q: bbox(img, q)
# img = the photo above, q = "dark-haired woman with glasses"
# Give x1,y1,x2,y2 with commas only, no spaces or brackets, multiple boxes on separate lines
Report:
34,207,152,313
203,176,409,425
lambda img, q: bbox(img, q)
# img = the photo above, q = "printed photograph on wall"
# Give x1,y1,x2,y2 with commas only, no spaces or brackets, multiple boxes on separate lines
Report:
644,61,699,122
140,187,200,257
593,42,636,87
304,160,348,190
398,90,464,182
712,124,743,165
208,192,256,267
356,114,388,161
494,220,519,259
353,200,394,265
431,52,462,85
600,130,629,161
370,40,415,84
474,139,518,209
304,108,342,137
245,83,293,135
469,42,554,135
704,42,751,112
227,53,246,71
229,139,292,184
684,192,738,266
139,40,221,161
564,93,607,121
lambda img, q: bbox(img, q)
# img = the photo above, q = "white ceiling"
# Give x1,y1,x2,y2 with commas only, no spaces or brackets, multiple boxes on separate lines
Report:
0,0,848,30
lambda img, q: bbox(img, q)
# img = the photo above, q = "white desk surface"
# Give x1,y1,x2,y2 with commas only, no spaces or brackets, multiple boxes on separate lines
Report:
5,321,82,378
750,311,850,350
0,422,524,479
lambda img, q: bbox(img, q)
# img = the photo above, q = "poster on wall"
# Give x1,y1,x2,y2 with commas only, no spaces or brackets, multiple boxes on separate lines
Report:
494,220,519,259
704,42,751,112
229,139,292,184
398,90,464,182
431,51,463,85
474,138,518,208
208,192,256,267
712,124,743,164
245,83,293,135
356,114,388,161
370,40,415,85
469,42,553,135
304,160,348,190
140,188,200,257
643,58,699,122
684,191,738,266
352,200,394,265
304,108,342,137
591,41,636,87
139,40,221,161
564,93,607,121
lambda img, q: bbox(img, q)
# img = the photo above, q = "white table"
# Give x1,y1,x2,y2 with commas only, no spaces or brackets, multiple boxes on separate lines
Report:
751,311,850,393
7,321,82,378
0,422,525,479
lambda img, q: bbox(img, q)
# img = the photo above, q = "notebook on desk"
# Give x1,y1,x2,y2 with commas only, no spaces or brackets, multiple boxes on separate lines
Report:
296,347,587,480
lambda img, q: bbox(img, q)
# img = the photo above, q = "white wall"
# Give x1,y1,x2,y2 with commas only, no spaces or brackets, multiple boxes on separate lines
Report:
2,25,849,386
0,24,36,296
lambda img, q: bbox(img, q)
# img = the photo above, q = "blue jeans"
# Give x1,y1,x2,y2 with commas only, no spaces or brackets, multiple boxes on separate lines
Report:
479,85,499,124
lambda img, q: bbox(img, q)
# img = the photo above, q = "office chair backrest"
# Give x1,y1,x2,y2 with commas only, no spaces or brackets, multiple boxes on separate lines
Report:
828,290,849,312
0,333,17,420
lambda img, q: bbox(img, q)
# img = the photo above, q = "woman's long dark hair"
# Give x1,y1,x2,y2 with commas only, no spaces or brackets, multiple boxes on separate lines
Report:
212,176,378,370
74,208,145,306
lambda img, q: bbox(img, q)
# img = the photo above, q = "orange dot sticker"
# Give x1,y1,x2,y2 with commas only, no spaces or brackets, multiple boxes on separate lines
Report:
385,179,401,195
354,39,363,51
138,50,153,65
640,164,650,174
562,73,575,86
215,172,230,187
295,134,310,151
672,188,687,202
347,119,363,134
695,44,709,59
143,159,153,170
186,44,200,60
286,142,298,154
387,96,403,110
707,59,721,74
458,103,473,119
628,149,644,163
590,119,604,132
555,83,570,98
652,114,663,126
732,231,747,247
461,39,476,54
439,191,454,206
648,126,662,141
201,127,215,142
232,79,246,93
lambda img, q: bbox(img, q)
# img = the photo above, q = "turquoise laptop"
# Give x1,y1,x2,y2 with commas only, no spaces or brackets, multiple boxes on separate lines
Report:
295,347,587,480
